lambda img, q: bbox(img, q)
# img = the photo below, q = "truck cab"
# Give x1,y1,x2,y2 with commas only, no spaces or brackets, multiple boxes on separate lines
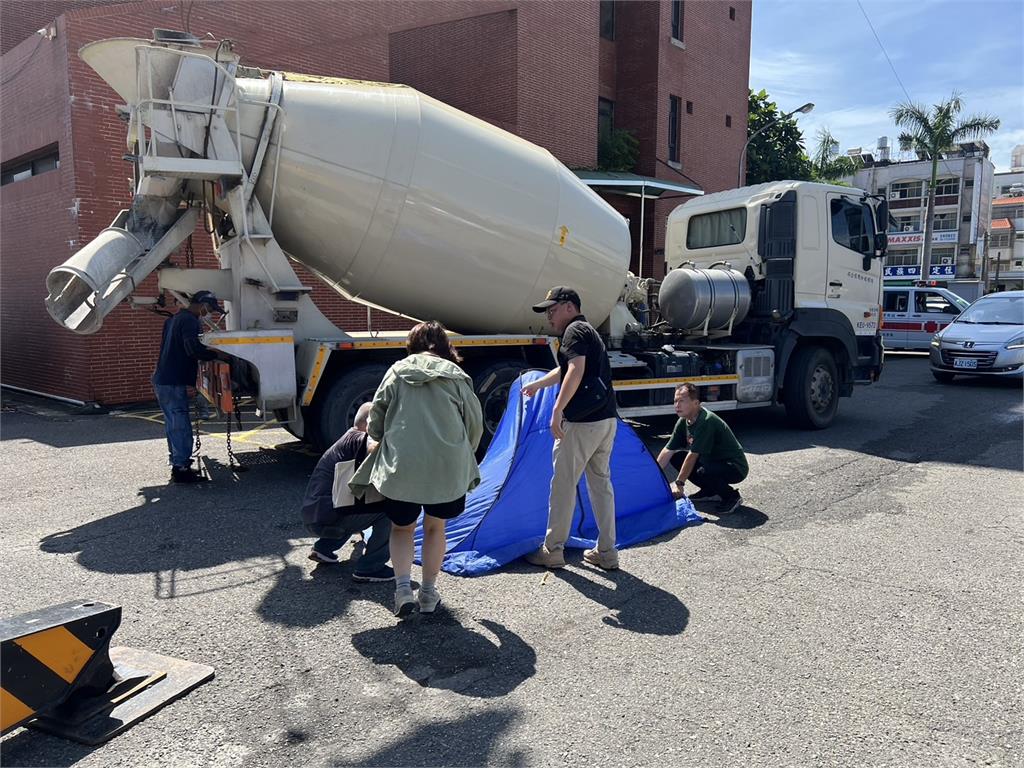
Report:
664,181,887,427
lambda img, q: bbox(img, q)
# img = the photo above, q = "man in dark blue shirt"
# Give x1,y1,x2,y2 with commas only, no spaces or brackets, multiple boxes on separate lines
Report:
152,291,222,483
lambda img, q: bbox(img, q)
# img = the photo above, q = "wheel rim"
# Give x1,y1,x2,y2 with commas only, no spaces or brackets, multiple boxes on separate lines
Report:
483,382,513,436
809,365,835,414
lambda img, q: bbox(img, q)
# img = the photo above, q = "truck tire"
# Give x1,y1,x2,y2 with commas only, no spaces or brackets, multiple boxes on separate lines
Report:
784,345,838,429
472,359,529,453
317,364,389,450
931,370,955,383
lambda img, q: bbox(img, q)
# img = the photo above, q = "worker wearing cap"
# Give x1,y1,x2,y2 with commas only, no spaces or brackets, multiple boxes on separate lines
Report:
522,287,620,571
152,291,224,483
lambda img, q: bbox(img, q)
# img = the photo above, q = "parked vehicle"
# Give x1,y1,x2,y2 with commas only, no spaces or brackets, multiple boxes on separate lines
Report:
929,291,1024,381
882,285,969,350
43,32,888,445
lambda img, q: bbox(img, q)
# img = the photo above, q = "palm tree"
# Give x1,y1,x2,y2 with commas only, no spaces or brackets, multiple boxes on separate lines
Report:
810,127,859,183
890,93,1000,270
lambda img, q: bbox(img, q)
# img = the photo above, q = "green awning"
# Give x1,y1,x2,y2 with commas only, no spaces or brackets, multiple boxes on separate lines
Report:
573,171,703,198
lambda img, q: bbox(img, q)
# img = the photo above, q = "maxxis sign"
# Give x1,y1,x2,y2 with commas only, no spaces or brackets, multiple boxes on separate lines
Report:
886,231,959,246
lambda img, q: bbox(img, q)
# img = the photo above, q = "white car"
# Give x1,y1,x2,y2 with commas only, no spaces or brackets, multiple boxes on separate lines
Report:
929,291,1024,381
882,286,969,350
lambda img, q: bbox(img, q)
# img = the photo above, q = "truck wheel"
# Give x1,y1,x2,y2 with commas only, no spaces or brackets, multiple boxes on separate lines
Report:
317,364,389,450
932,370,955,383
472,360,528,452
784,346,838,429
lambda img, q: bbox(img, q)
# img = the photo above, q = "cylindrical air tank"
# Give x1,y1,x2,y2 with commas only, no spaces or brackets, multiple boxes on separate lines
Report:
658,267,751,331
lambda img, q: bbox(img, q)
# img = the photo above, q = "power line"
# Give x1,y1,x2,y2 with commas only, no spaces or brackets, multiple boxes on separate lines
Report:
856,0,914,106
856,0,960,177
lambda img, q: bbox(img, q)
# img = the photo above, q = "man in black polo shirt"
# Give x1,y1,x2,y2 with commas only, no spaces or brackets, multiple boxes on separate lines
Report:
657,382,749,514
521,286,619,571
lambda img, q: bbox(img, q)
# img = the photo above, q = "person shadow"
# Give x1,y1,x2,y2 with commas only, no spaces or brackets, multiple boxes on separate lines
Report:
555,564,689,635
693,500,769,530
351,613,536,699
257,543,394,628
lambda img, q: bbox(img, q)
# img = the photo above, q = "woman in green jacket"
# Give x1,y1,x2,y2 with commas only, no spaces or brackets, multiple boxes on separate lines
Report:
350,321,484,617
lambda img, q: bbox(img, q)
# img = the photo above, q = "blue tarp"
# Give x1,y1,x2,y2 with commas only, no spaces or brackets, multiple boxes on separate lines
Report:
413,371,702,575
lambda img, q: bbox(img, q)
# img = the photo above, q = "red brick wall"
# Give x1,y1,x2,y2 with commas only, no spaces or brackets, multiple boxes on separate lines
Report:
0,17,93,401
390,9,518,133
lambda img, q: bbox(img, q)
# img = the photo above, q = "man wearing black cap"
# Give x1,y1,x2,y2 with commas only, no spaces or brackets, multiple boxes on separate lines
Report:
522,287,620,570
152,291,224,483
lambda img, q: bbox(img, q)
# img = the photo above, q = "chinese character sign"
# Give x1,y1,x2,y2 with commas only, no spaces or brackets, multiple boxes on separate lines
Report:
928,265,957,277
884,265,922,278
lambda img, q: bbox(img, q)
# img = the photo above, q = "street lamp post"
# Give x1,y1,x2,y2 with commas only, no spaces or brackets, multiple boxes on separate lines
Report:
738,102,814,188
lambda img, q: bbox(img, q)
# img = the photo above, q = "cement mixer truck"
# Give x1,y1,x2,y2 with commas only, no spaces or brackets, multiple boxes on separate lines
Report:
45,32,888,447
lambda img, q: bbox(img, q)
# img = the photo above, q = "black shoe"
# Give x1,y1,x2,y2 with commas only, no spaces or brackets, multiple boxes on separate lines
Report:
689,489,720,501
714,492,742,515
353,565,395,583
171,467,208,484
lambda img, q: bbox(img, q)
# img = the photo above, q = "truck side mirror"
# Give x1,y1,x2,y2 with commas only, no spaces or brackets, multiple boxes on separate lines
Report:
874,232,887,257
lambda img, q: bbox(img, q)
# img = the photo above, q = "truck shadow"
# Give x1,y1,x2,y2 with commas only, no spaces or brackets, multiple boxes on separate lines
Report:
38,453,315,587
351,616,536,699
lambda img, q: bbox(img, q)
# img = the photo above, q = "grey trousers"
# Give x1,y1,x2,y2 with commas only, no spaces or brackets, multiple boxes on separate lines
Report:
544,417,617,553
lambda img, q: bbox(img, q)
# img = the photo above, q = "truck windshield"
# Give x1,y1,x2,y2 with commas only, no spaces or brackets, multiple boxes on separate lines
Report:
954,295,1024,325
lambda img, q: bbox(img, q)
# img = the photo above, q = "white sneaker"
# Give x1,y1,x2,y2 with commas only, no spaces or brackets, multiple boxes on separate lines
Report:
418,587,441,614
394,585,415,617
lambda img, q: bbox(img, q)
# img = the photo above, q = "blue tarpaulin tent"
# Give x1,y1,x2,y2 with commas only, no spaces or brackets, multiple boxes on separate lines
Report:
414,371,702,575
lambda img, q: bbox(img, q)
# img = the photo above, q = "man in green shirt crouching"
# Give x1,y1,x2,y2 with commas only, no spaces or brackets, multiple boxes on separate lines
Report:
656,382,749,515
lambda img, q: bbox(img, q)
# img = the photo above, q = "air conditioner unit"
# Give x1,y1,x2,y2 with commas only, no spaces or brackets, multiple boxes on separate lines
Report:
939,256,954,265
902,225,913,232
889,192,900,199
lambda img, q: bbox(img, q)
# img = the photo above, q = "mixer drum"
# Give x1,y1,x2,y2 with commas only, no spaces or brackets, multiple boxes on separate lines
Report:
658,267,751,331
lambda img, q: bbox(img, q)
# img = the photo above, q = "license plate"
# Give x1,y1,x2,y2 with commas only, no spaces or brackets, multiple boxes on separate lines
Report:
953,358,978,369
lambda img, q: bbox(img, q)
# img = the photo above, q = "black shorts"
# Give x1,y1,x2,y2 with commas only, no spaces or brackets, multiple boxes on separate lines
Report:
383,496,466,527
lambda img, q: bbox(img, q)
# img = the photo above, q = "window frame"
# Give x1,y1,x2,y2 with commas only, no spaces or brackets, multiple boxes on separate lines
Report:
685,207,747,250
830,197,876,256
600,0,615,41
671,0,684,41
668,95,681,163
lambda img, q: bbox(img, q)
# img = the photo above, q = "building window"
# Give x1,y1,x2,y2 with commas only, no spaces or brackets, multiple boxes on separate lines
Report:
729,6,736,20
1,145,59,186
929,247,956,267
687,208,746,249
995,205,1024,219
889,180,923,199
671,0,683,41
884,252,918,268
932,212,958,231
891,214,921,233
991,234,1011,247
725,114,732,128
598,97,614,140
686,100,693,114
600,1,615,40
934,177,959,196
668,95,681,163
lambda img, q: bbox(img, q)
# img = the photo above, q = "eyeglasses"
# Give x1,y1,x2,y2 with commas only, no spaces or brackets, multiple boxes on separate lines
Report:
545,302,564,319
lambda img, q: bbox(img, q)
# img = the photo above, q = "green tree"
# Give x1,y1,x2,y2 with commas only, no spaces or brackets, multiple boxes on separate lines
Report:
890,92,1000,268
744,89,812,185
598,127,640,172
810,127,860,183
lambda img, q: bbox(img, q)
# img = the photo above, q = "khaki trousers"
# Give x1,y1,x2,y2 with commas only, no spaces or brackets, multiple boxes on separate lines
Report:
545,417,617,553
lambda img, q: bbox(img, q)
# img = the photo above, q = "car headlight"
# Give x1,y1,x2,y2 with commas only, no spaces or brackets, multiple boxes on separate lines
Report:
930,335,941,348
1006,336,1024,350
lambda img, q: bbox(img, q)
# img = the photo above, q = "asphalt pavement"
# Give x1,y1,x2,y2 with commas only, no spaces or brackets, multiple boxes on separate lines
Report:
1,354,1021,768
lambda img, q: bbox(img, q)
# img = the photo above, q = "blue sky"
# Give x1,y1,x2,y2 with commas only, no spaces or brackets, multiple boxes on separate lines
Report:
749,0,1024,172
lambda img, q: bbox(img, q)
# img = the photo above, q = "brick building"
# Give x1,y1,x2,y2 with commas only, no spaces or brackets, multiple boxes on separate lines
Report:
1,0,751,405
